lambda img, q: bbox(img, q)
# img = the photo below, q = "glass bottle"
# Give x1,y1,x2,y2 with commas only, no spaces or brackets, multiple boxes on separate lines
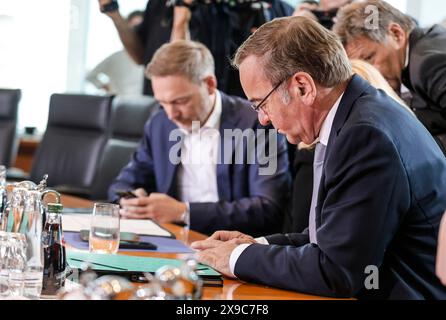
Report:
0,166,7,231
41,203,67,298
22,190,44,299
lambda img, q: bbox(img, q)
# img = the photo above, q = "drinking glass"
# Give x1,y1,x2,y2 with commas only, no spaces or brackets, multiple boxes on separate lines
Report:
89,203,120,254
0,232,27,298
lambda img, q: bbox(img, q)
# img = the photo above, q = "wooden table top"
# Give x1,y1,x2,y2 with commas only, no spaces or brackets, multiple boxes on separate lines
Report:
61,194,335,300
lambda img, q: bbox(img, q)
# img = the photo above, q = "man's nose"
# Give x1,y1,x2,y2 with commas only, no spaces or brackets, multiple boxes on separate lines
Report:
166,106,181,120
258,110,271,126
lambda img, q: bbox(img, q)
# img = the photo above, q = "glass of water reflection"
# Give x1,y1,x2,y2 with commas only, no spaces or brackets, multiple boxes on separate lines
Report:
89,203,120,254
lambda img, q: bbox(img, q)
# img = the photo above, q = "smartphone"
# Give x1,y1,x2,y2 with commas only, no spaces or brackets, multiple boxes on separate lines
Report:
115,190,137,199
80,230,140,243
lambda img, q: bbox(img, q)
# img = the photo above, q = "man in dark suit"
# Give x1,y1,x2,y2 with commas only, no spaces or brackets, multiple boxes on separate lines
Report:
108,40,290,237
192,16,446,299
333,0,446,154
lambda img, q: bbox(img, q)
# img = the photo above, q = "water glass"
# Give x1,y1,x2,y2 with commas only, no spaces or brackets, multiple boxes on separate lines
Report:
0,232,27,298
89,203,120,254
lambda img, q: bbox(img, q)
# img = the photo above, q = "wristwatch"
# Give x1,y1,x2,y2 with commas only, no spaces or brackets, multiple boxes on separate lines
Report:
100,0,119,13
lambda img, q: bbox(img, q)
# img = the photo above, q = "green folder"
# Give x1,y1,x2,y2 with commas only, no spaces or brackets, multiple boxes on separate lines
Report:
67,250,222,286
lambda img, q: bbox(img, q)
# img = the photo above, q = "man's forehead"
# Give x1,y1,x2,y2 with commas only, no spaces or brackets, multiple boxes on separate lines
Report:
345,37,376,58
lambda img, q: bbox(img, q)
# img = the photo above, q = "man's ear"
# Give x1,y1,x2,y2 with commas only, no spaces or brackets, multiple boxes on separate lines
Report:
203,75,218,95
388,23,407,48
289,72,316,106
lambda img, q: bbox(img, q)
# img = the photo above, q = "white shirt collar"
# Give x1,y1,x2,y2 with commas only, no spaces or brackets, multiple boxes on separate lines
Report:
404,42,410,69
202,90,222,130
319,93,344,147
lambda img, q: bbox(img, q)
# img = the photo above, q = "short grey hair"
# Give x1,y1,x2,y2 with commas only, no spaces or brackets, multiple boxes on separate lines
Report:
333,0,416,45
146,40,215,84
233,16,352,88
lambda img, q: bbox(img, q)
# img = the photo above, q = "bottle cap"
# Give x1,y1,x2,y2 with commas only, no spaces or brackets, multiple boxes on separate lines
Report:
47,203,64,213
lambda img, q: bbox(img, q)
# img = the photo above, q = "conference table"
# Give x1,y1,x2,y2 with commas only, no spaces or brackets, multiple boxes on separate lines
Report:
61,194,334,300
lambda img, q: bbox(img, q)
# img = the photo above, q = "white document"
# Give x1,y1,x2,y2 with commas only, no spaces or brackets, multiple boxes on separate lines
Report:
62,214,172,237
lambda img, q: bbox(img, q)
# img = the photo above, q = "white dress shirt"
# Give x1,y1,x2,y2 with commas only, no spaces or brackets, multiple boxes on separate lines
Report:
229,93,344,278
177,91,222,205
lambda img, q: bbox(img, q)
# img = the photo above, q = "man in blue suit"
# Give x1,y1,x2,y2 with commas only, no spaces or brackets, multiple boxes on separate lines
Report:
108,40,290,237
192,17,446,299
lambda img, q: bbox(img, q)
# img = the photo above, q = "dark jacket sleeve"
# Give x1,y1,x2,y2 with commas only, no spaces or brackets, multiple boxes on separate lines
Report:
190,133,291,237
234,125,410,298
108,120,157,202
266,229,310,247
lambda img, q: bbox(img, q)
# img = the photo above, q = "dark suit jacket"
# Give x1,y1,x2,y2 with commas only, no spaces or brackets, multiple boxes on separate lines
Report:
234,75,446,299
402,25,446,153
108,91,290,237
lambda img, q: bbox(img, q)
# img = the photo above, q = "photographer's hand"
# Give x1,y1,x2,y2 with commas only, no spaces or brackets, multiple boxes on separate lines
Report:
171,0,194,41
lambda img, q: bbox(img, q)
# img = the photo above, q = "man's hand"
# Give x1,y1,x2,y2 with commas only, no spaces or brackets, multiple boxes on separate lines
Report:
206,231,255,243
173,6,192,29
120,192,187,223
171,0,194,41
193,238,256,278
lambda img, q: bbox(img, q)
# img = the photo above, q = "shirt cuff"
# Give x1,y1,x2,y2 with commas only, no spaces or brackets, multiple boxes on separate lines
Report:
228,237,269,278
255,237,269,245
229,244,252,278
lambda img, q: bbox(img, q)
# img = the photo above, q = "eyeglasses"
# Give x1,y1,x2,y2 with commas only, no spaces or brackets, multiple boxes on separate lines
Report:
251,78,286,113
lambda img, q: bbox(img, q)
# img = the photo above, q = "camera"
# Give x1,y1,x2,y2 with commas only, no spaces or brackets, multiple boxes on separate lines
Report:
100,0,119,13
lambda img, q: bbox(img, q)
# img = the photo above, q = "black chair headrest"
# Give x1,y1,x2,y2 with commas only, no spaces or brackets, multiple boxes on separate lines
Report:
0,89,21,119
47,94,112,131
111,95,158,139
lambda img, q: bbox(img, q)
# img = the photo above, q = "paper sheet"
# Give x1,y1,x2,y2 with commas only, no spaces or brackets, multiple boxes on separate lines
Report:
62,214,172,238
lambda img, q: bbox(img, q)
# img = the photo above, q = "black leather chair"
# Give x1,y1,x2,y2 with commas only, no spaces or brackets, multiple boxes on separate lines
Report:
30,94,113,190
89,95,159,200
0,89,21,167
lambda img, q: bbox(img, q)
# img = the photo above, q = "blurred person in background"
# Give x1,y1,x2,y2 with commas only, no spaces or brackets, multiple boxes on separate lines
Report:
86,10,144,95
97,0,293,97
293,0,352,30
334,0,446,155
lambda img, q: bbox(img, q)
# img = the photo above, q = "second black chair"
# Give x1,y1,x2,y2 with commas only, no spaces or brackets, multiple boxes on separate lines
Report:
89,95,159,200
30,93,113,191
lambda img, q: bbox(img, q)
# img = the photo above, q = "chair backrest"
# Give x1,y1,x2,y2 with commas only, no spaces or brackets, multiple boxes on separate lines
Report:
30,93,113,188
0,89,21,167
89,95,159,200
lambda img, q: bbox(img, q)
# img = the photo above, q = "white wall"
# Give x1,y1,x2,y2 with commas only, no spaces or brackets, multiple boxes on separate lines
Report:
0,0,71,132
406,0,446,27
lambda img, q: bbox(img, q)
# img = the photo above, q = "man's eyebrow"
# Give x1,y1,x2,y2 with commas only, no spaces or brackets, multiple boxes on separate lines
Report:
249,97,261,103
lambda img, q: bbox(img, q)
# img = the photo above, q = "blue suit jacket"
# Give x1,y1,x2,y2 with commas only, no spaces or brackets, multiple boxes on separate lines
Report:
234,75,446,299
108,91,290,236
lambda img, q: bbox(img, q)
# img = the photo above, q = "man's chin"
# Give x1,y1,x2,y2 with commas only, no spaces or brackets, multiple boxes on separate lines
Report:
286,134,300,145
174,121,191,131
